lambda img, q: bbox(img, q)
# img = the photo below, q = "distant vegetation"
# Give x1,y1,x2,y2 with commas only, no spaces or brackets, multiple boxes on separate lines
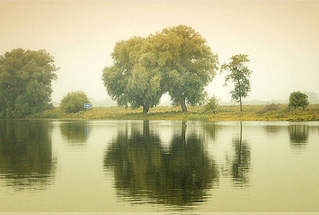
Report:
28,104,319,122
0,26,317,121
203,96,219,113
289,91,309,110
0,49,58,118
60,91,90,113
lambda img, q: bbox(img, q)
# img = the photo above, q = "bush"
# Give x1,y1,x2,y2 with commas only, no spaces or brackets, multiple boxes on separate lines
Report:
203,97,219,113
60,91,90,113
259,103,280,113
289,91,309,110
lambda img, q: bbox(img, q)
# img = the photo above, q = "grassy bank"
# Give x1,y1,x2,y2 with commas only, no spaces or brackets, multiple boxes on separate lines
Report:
27,104,319,121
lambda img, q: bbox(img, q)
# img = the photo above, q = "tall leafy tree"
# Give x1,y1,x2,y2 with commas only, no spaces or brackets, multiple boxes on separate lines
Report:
145,25,219,112
221,54,252,112
0,48,58,118
102,37,163,113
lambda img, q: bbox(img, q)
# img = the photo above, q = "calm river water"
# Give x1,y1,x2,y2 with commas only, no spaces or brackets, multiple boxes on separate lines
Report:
0,120,318,213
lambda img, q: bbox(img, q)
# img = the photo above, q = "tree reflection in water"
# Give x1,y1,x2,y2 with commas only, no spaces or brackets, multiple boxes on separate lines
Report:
0,120,56,190
288,125,309,149
60,121,90,145
104,121,218,208
231,122,251,186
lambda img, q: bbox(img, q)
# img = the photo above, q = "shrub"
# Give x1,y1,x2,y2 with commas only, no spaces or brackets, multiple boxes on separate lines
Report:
203,96,219,113
289,91,309,110
60,91,90,113
259,103,280,113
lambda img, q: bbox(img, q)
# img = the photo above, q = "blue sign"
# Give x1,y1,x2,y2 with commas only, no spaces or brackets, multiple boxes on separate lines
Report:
84,103,91,109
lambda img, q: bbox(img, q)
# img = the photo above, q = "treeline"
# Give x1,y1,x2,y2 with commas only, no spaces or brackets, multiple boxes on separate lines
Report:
0,25,310,118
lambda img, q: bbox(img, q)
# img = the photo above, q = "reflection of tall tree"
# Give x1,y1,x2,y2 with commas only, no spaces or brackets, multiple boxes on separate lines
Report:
104,121,218,207
60,121,90,144
165,122,218,205
288,125,309,149
232,122,250,186
0,120,56,190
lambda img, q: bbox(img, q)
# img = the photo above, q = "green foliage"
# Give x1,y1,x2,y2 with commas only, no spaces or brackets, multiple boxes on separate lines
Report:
146,25,219,112
221,54,252,112
102,37,164,113
203,96,219,113
0,48,58,118
289,91,309,110
102,25,219,113
60,91,90,113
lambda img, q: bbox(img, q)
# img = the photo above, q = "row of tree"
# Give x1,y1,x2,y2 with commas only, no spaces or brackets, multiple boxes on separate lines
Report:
102,25,253,113
0,25,311,118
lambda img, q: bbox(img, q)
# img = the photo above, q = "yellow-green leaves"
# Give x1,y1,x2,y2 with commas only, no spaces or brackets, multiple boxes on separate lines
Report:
60,91,90,114
0,49,58,118
221,54,252,112
102,25,218,113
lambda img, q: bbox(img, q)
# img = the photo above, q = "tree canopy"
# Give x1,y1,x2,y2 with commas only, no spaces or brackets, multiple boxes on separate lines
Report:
102,25,218,112
221,54,252,112
289,91,309,110
145,25,219,112
102,37,164,113
0,48,58,118
60,91,90,113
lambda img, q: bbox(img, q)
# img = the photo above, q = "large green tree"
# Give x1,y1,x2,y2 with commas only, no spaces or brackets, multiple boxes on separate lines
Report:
102,25,218,113
146,25,219,112
0,48,58,118
102,37,164,113
221,54,252,112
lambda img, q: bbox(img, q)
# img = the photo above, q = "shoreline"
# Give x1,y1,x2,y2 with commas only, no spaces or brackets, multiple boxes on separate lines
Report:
10,104,319,122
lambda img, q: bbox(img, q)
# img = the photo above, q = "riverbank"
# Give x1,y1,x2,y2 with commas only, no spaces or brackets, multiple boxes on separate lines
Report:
27,104,319,121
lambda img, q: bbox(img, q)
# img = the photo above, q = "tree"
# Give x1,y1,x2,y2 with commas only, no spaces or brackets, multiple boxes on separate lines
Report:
0,48,58,118
289,91,309,110
145,25,219,112
102,37,164,113
60,91,90,113
221,54,252,112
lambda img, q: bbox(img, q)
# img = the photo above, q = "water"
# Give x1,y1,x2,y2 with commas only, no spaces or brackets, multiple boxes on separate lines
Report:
0,120,318,213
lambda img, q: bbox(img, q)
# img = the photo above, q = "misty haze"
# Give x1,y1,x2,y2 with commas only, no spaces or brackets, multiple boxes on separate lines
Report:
0,0,319,214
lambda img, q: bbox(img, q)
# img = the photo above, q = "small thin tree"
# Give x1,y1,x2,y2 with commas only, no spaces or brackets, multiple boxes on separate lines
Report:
221,54,252,112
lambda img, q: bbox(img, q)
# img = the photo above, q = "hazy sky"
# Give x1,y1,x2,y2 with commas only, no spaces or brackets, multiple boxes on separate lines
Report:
1,0,319,104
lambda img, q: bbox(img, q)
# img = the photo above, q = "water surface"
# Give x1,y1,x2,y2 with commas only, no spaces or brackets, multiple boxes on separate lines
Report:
0,120,318,213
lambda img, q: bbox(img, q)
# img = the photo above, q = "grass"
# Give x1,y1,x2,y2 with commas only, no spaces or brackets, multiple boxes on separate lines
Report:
26,104,319,121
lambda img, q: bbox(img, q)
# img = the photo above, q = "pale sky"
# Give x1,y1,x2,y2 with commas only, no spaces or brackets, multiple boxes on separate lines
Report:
1,0,318,104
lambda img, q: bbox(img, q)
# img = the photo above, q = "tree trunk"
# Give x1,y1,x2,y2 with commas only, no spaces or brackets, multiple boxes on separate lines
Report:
143,104,149,113
180,97,188,112
239,96,242,112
